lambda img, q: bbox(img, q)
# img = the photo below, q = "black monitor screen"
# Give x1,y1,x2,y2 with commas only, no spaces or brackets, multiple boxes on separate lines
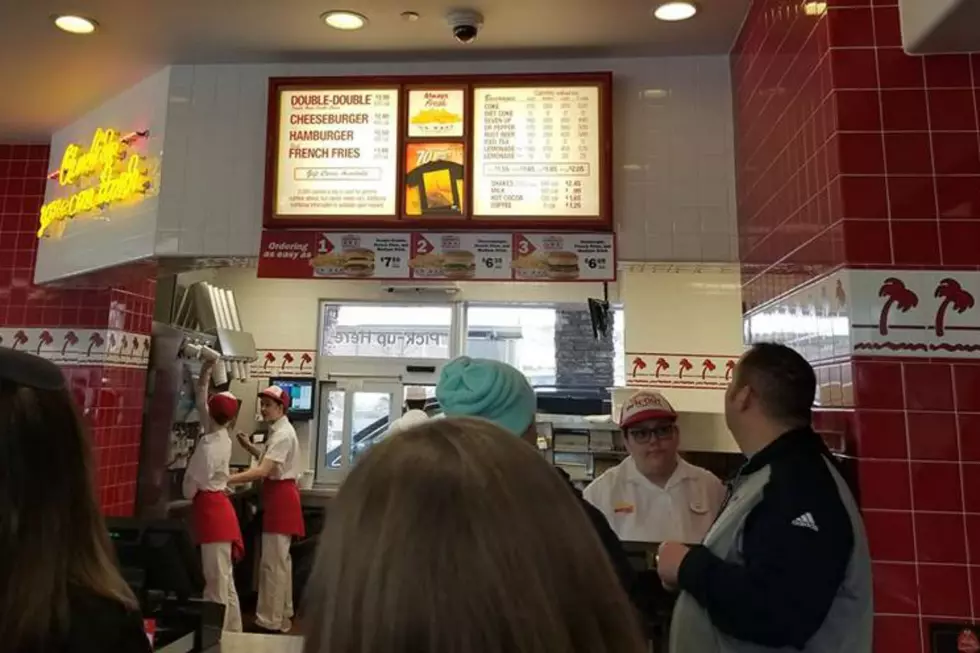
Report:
269,378,315,419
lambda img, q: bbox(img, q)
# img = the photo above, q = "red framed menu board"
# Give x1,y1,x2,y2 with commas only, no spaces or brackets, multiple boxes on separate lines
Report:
264,72,612,231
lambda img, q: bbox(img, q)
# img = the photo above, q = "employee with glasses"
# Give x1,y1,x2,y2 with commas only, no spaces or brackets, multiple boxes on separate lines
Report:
584,391,724,544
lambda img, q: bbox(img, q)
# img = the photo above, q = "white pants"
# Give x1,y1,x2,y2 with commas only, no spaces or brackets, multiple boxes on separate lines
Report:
256,533,293,633
200,542,242,632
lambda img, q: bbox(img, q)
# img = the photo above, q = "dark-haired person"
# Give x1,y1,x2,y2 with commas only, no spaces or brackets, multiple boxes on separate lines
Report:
304,417,648,653
436,356,655,615
0,348,151,653
182,360,243,632
656,342,872,653
228,385,304,634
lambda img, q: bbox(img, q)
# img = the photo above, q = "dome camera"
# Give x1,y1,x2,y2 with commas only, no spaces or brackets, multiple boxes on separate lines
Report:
446,9,483,44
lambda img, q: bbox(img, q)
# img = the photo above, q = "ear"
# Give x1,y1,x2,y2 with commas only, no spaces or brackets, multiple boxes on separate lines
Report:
733,383,752,412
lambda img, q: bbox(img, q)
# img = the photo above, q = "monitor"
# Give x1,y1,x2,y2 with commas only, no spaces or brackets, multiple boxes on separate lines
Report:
269,377,315,421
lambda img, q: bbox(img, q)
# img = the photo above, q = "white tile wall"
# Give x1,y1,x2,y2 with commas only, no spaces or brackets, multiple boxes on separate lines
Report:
621,263,745,414
35,68,171,284
158,57,737,262
186,266,620,352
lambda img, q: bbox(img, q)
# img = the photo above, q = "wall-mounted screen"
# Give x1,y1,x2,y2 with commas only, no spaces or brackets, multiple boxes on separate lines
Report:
269,377,316,421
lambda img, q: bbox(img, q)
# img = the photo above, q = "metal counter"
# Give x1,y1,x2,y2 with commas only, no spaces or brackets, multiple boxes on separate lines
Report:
203,632,304,653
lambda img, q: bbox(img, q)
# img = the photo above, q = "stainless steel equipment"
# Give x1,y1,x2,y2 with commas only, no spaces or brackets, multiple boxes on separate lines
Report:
136,281,259,518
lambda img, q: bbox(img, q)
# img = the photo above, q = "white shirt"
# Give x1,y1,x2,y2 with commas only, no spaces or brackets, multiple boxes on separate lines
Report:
263,416,301,480
182,428,233,499
584,457,725,544
385,409,429,438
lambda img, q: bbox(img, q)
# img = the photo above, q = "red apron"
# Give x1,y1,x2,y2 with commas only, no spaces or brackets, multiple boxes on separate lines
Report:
262,479,305,537
192,491,244,561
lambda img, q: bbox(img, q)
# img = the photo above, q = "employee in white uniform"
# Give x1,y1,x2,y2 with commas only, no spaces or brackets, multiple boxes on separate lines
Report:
384,386,430,438
182,360,244,632
584,390,725,543
227,385,305,634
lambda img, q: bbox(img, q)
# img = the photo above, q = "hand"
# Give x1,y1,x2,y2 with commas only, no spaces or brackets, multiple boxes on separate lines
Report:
656,541,690,589
236,431,251,449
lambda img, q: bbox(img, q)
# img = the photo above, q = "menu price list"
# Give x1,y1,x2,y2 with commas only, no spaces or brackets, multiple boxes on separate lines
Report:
258,230,615,282
276,89,400,216
410,233,512,281
473,86,601,217
512,233,614,281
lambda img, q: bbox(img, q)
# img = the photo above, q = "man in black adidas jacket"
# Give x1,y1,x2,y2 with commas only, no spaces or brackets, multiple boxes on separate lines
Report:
656,343,872,653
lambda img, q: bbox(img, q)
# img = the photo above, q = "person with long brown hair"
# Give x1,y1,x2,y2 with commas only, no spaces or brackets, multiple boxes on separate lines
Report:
0,348,150,653
303,416,648,653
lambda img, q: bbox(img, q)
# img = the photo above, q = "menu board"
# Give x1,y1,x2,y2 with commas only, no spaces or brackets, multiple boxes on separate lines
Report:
258,230,614,282
404,143,465,216
410,233,512,280
472,86,601,218
275,88,400,216
408,89,465,137
512,233,613,281
265,74,610,229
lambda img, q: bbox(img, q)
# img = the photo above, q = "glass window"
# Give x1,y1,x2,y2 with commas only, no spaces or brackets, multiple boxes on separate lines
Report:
466,304,625,389
349,390,393,463
613,307,625,386
321,303,453,358
466,306,557,386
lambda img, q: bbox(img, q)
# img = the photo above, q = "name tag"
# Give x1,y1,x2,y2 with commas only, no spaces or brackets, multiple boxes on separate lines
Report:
614,503,635,515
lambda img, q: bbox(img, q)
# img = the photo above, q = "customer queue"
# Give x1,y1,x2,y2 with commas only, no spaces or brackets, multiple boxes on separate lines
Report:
0,343,873,653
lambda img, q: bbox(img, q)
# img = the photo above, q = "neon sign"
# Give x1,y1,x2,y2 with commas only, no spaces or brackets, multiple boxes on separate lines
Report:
38,128,152,239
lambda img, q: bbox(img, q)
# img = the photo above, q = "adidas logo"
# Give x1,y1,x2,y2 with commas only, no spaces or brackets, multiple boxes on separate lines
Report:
791,512,819,532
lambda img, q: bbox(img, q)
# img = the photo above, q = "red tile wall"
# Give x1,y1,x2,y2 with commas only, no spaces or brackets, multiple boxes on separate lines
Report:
735,0,980,314
734,2,980,650
0,143,156,516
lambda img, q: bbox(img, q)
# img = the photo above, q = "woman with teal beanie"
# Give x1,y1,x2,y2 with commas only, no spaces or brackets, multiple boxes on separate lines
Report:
435,356,538,440
436,356,657,618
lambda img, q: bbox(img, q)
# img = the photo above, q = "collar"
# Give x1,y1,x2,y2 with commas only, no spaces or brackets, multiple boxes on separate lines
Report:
625,456,696,490
271,416,290,430
741,426,830,475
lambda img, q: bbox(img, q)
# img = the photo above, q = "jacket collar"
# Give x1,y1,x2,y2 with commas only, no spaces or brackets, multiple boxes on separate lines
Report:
741,426,831,476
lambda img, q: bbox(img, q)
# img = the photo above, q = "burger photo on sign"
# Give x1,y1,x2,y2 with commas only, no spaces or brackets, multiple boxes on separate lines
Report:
545,251,580,280
441,250,476,280
342,248,376,278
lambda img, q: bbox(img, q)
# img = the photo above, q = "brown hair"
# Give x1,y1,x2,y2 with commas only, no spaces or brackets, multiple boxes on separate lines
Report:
304,417,646,653
0,380,137,650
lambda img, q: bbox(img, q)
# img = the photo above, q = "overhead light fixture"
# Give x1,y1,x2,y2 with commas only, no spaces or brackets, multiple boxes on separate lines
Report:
652,2,698,21
53,15,98,34
803,2,827,16
321,10,368,30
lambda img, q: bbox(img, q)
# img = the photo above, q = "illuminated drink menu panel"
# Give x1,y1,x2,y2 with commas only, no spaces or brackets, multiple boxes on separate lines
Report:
473,86,600,218
276,88,399,216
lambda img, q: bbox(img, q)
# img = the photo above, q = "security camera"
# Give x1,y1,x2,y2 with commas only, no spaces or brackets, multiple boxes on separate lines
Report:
446,9,483,44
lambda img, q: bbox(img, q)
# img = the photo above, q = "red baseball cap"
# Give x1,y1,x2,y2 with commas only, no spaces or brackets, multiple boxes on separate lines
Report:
258,385,291,410
618,390,677,430
207,391,239,423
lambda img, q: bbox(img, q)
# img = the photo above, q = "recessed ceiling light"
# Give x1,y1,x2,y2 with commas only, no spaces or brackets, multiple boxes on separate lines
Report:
401,11,420,21
53,15,98,34
321,10,368,30
803,2,827,16
652,2,698,21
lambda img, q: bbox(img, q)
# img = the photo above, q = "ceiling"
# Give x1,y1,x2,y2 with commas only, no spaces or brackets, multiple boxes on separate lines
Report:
0,0,749,140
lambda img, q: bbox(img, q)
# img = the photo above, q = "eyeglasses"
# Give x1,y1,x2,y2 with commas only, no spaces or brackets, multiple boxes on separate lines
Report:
627,424,676,444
